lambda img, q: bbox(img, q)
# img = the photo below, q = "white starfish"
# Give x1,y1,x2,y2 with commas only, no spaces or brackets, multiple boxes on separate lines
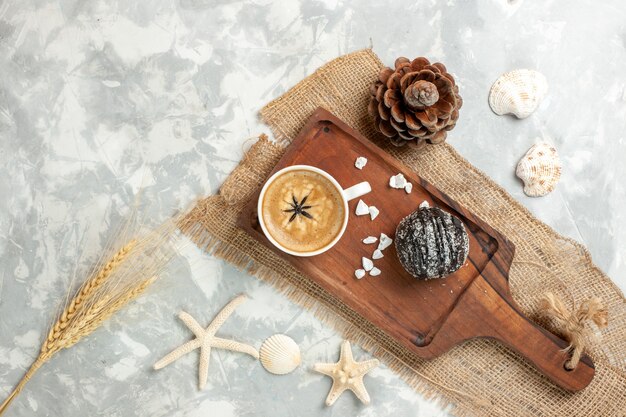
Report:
153,294,259,389
313,340,379,406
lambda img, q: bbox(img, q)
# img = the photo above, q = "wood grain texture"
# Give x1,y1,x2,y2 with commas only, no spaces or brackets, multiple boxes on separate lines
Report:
238,108,595,391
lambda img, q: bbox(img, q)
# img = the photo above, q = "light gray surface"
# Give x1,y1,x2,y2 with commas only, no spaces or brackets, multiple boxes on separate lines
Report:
1,0,625,416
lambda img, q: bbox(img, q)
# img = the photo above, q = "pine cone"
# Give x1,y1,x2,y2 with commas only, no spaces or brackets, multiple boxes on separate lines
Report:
368,57,463,147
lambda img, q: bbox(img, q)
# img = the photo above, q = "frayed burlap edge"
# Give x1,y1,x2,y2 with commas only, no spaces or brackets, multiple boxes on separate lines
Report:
181,49,626,416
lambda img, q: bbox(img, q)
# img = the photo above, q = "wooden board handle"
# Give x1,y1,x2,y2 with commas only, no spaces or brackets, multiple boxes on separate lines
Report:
426,274,595,391
482,280,595,391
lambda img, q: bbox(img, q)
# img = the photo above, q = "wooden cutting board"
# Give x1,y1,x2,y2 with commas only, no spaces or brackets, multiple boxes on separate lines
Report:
238,108,595,391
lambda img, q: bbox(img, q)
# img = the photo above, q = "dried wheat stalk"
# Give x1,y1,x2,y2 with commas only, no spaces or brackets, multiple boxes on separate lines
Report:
0,218,178,415
42,240,136,356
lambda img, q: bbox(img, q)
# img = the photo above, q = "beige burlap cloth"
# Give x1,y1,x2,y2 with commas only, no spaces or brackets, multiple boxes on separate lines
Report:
181,49,626,416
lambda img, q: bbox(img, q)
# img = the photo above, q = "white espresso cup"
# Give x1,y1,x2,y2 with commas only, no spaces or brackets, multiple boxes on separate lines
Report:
257,165,371,257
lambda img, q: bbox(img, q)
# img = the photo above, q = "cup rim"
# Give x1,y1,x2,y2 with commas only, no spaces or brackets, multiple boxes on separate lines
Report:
257,165,349,257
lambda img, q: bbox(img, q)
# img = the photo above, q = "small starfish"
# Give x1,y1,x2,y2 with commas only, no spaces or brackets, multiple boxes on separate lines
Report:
283,194,313,222
313,340,379,406
153,294,259,389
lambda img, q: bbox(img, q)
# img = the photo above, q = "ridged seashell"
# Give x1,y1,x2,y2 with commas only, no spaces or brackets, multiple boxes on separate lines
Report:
516,142,561,197
259,334,301,375
488,69,548,118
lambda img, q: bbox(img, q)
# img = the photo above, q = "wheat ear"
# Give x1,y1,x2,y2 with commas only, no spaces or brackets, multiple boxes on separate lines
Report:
0,241,152,416
62,276,157,349
41,240,136,356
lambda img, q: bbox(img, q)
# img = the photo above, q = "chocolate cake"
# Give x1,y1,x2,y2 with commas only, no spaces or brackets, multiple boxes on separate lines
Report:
395,201,469,279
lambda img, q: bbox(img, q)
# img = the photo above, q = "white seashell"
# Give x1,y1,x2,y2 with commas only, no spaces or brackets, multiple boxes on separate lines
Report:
363,236,377,244
362,257,374,272
355,157,367,170
370,267,381,276
368,206,379,220
355,200,369,216
259,334,301,375
488,69,548,119
389,173,407,189
378,233,393,251
515,142,561,197
404,182,413,194
355,269,366,279
372,249,384,260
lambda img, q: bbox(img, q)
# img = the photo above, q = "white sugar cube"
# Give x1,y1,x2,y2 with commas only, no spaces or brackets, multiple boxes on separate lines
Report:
355,199,369,216
363,236,377,244
368,206,379,220
370,267,381,276
362,257,374,272
355,269,366,279
378,233,393,251
372,249,384,260
355,156,368,170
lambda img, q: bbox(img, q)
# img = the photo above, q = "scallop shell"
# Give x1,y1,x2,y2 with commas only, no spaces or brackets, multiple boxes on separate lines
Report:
516,142,561,197
489,69,548,118
259,334,301,375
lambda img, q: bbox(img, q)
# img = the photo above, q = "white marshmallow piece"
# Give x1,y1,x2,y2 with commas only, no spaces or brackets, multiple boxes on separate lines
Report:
378,233,393,251
368,206,379,221
405,182,413,194
372,249,384,260
370,267,381,276
419,200,430,209
362,257,374,272
355,199,369,216
355,156,368,170
389,173,407,189
355,269,366,279
363,236,378,244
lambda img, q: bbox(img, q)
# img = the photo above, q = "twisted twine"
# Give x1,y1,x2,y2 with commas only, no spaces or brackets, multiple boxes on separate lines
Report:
540,292,608,370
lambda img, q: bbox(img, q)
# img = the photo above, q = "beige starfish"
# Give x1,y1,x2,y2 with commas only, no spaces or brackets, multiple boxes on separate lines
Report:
313,340,379,406
153,294,259,389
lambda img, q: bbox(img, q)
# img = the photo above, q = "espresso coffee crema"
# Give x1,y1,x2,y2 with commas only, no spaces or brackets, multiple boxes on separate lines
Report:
261,169,345,253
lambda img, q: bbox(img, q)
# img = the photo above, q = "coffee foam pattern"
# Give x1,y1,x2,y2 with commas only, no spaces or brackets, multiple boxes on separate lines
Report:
261,170,345,253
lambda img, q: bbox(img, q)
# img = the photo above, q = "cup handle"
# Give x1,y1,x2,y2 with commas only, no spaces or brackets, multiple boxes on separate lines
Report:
342,181,371,201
